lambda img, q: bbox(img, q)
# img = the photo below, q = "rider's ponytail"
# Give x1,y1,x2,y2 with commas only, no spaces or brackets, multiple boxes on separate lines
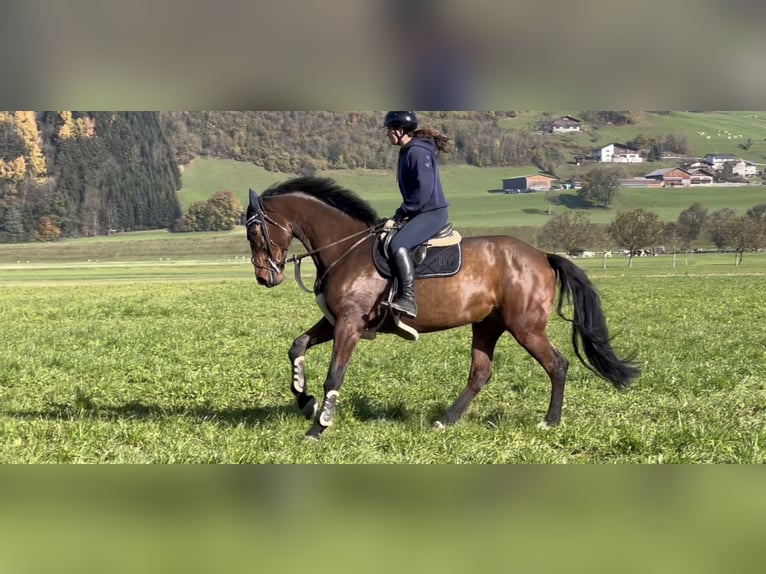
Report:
413,128,451,154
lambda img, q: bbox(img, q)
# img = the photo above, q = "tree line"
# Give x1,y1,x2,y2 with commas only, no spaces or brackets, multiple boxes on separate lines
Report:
541,202,766,266
159,111,570,174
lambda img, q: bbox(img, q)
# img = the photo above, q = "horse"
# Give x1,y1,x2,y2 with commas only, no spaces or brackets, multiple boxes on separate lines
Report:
245,177,640,440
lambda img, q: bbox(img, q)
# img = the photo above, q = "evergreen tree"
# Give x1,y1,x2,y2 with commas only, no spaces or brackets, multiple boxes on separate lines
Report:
0,205,27,242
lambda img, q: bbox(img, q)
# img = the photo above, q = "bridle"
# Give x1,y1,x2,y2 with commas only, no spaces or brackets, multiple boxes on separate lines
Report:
246,188,385,293
245,192,291,285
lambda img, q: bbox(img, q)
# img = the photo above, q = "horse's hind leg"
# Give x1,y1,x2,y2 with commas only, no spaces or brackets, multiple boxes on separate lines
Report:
511,328,569,428
288,317,334,419
436,317,504,428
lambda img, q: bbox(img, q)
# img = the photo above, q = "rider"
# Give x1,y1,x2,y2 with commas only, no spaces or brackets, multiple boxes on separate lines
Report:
383,111,451,319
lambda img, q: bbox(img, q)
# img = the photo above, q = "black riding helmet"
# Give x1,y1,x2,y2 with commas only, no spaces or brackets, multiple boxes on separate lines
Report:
383,111,418,135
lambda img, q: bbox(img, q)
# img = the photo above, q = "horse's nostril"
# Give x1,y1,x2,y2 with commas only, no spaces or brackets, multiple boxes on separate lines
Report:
256,276,267,286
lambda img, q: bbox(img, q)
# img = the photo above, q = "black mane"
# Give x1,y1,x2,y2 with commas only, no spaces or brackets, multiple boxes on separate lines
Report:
262,177,380,225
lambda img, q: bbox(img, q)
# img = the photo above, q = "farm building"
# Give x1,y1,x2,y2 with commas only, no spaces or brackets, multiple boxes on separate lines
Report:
645,167,692,187
688,168,715,184
594,143,643,163
550,115,581,133
621,178,663,188
502,174,558,193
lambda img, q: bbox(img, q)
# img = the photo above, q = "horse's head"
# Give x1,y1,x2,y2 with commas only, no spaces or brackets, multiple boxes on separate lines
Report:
246,189,293,287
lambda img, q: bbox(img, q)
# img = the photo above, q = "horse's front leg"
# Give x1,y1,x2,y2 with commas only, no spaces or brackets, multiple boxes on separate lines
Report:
305,317,364,440
288,317,335,419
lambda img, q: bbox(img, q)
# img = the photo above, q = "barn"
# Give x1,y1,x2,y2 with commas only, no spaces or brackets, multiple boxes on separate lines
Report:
502,174,558,193
645,167,692,187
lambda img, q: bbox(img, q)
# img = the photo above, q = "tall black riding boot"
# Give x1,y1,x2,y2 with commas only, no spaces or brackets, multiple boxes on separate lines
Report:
389,247,418,318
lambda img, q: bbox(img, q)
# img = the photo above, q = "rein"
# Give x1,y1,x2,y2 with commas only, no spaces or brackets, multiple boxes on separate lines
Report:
288,224,384,294
247,198,384,294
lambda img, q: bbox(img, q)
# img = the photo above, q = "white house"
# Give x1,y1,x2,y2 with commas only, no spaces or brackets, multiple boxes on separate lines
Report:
703,153,757,178
595,143,643,163
703,153,740,170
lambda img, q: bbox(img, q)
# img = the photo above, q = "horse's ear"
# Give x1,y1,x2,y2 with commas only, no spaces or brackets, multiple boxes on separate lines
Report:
249,189,259,209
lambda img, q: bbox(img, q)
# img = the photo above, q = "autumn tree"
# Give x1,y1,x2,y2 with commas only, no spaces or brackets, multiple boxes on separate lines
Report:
178,190,243,232
707,206,766,265
32,216,62,241
675,202,708,249
706,208,738,250
540,211,598,255
578,165,625,208
206,190,243,230
608,209,664,267
727,215,765,265
13,111,46,176
746,203,766,223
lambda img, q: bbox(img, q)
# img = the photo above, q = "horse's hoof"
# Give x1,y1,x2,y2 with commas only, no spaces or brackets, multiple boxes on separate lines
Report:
300,396,317,420
432,420,446,431
536,420,558,430
305,424,324,441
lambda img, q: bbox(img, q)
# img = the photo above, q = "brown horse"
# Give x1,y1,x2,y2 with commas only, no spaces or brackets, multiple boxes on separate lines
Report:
246,177,639,439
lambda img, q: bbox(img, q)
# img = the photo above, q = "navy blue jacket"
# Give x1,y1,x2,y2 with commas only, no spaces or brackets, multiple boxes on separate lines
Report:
394,137,449,220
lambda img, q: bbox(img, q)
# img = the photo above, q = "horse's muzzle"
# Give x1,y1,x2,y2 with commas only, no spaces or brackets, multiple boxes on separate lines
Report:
255,274,271,287
255,268,283,288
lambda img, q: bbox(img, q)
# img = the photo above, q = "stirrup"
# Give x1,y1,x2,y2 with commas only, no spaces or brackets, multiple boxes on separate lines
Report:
388,298,417,319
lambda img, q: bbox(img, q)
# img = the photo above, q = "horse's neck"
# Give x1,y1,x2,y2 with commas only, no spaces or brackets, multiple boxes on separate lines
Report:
271,195,368,261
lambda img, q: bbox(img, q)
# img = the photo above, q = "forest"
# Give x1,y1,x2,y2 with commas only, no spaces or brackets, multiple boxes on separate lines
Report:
0,112,181,241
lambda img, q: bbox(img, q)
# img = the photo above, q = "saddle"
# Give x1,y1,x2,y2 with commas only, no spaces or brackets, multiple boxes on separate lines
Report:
372,223,463,279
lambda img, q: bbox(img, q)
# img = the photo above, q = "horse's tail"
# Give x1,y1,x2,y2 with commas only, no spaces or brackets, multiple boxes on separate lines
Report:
546,253,640,389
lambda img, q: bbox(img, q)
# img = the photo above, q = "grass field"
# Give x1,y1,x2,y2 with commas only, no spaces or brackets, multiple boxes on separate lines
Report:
177,158,766,233
1,251,764,463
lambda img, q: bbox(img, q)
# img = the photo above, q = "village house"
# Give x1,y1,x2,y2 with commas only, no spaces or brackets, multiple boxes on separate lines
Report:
594,143,643,163
703,153,757,178
550,116,581,133
688,168,715,185
703,153,740,170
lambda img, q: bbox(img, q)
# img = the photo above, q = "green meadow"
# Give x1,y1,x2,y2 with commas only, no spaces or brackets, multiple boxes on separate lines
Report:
178,158,766,236
1,251,764,463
